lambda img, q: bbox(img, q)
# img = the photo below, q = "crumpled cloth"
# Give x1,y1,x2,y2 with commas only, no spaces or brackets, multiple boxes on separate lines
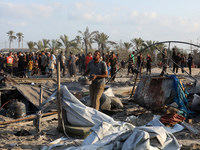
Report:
160,113,185,126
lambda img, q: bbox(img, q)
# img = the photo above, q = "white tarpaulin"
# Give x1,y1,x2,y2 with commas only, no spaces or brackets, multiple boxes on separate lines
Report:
147,115,184,134
42,86,181,150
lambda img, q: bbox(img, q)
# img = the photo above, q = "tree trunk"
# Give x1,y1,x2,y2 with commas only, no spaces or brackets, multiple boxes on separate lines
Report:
9,40,11,49
84,39,87,56
101,45,104,55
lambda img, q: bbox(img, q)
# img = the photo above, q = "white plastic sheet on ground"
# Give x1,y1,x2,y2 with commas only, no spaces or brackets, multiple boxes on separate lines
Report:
147,115,184,134
42,86,181,150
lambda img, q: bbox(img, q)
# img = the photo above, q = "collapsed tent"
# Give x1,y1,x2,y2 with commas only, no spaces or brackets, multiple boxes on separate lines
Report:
42,86,181,150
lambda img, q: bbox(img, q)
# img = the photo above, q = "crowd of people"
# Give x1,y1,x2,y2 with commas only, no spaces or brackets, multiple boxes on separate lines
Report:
127,48,194,76
0,50,120,79
0,48,194,80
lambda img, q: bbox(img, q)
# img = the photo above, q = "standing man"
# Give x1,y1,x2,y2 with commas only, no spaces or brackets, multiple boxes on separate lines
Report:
6,53,13,74
172,48,176,72
160,49,167,77
146,54,152,75
181,54,185,73
188,53,193,75
131,51,135,65
173,52,181,73
83,50,108,111
18,52,23,77
58,51,66,76
137,53,142,71
40,51,47,75
13,53,19,76
127,54,134,75
85,52,93,70
68,51,77,77
109,52,119,82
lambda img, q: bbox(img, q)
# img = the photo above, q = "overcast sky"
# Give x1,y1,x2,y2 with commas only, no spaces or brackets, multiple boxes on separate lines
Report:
1,0,200,50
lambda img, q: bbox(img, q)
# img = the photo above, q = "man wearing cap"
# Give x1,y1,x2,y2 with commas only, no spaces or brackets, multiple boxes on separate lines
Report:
83,50,108,110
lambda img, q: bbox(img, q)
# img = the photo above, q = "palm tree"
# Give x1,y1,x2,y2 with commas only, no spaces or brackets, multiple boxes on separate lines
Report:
131,38,146,52
75,35,82,50
124,42,133,52
60,34,77,55
27,41,36,52
35,40,44,51
144,40,156,56
48,39,62,53
75,35,82,45
42,39,50,51
16,32,24,48
93,32,101,50
7,30,16,48
93,32,116,54
78,27,98,55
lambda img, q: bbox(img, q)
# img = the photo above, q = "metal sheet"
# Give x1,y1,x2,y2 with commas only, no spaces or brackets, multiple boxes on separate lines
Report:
14,85,54,108
134,77,175,108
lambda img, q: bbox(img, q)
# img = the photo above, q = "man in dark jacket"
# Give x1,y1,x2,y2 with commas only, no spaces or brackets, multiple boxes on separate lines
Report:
173,52,182,73
188,53,193,75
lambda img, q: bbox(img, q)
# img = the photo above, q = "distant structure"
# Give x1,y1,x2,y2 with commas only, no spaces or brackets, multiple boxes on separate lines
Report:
0,48,38,53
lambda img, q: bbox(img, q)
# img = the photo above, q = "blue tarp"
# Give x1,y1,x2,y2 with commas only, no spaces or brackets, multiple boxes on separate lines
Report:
168,75,192,117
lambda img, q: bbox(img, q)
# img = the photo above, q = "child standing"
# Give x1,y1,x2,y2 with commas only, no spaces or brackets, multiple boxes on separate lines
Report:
106,61,111,78
27,58,33,77
48,55,56,77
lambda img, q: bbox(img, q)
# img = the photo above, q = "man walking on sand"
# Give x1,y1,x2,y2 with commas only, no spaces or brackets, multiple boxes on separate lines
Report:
83,50,108,110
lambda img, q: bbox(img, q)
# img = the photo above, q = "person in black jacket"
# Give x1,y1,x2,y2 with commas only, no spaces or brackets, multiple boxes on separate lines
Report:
18,51,24,77
188,53,193,75
172,48,177,72
173,52,182,73
146,54,152,74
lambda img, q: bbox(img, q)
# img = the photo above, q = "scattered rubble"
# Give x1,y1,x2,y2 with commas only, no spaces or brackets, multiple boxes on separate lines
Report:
1,69,200,149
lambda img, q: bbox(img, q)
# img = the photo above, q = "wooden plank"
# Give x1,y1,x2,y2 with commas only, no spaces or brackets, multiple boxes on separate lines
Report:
0,88,16,91
0,111,57,125
17,114,58,125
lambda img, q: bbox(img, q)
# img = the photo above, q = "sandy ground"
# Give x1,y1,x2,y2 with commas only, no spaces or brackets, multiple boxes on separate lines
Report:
0,67,200,150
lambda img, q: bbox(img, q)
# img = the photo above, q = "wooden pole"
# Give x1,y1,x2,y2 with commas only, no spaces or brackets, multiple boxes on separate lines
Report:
57,61,62,132
36,88,43,134
130,73,139,98
0,112,57,125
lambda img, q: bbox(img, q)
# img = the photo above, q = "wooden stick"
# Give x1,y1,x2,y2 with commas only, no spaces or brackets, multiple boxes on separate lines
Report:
130,73,139,98
57,61,62,132
36,88,43,134
0,111,57,125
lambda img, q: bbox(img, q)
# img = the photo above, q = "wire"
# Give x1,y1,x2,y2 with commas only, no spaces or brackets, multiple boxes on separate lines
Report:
0,100,13,110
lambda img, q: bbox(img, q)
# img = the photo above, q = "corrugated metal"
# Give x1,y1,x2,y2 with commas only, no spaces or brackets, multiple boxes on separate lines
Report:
14,85,54,108
134,77,175,108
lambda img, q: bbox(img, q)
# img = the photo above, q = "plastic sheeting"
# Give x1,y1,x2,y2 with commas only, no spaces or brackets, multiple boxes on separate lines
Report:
42,86,117,127
66,125,181,150
147,115,184,134
42,86,181,150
